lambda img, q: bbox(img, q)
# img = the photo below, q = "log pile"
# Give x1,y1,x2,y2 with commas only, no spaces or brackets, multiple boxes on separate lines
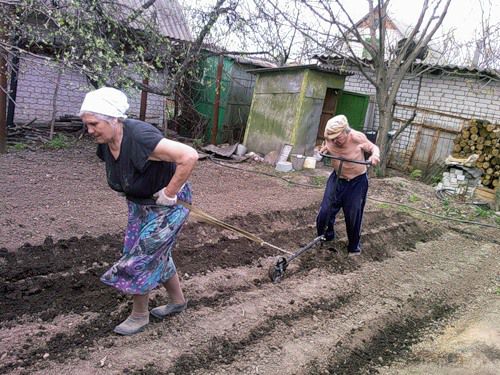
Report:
452,119,499,189
7,117,84,145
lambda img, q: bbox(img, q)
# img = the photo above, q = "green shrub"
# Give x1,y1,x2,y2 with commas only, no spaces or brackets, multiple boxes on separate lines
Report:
44,134,70,150
12,143,27,151
409,169,422,180
373,165,383,178
474,206,493,219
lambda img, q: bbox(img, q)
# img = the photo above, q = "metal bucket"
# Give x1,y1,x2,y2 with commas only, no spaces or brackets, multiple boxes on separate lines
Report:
291,154,305,170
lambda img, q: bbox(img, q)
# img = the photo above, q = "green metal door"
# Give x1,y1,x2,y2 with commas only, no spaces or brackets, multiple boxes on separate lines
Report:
335,91,369,131
194,55,233,143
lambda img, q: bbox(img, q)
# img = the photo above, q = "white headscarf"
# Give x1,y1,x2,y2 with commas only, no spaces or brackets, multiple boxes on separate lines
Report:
80,87,129,119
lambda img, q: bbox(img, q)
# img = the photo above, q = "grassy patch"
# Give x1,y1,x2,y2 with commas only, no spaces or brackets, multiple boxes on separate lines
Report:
44,134,71,150
310,175,328,186
474,206,494,219
11,143,27,151
409,169,422,180
408,194,421,203
377,203,392,209
396,205,412,214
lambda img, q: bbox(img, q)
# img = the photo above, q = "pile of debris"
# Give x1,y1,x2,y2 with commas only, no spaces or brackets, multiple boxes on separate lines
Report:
436,155,482,199
7,116,84,145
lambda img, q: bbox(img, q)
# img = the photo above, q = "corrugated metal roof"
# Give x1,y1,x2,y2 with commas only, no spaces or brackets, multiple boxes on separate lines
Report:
247,63,353,76
114,0,193,41
226,54,277,68
315,54,500,80
413,62,500,79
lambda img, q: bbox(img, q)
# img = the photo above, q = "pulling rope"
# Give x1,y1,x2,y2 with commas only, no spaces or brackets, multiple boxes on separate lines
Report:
179,201,294,255
206,157,498,229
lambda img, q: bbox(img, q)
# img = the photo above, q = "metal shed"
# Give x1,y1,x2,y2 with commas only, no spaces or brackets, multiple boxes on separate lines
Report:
194,54,275,144
243,64,351,156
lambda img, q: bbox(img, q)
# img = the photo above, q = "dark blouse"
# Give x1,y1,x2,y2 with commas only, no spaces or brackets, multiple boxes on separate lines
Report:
97,119,176,204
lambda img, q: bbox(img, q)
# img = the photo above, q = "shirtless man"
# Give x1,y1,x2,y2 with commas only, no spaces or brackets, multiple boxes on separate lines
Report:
316,115,380,256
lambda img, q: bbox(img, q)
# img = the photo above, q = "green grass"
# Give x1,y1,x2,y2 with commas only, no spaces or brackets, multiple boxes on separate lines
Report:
373,165,383,178
11,143,27,151
396,205,412,214
310,175,328,186
377,203,392,209
474,206,494,219
442,198,450,209
192,138,203,148
44,134,71,150
408,194,421,203
430,175,442,185
409,169,422,180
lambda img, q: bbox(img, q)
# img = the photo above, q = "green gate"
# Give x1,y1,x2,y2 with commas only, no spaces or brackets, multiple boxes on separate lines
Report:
335,91,369,131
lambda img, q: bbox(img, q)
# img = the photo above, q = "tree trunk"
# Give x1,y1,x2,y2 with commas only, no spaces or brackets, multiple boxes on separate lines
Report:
374,87,393,176
49,67,63,140
377,110,393,176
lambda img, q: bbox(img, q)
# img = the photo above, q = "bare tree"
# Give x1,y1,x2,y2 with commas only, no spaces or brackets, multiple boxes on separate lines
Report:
239,0,308,65
469,0,500,69
431,0,500,69
266,0,452,175
0,0,237,151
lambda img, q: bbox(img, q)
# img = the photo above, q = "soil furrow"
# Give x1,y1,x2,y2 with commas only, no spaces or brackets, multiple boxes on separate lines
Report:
0,208,496,374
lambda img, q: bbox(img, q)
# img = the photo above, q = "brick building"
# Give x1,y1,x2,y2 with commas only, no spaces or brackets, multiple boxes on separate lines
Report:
7,0,192,128
318,59,500,171
13,55,168,126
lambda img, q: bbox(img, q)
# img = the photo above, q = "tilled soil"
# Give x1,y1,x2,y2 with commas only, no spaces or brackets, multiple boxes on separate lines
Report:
0,142,499,374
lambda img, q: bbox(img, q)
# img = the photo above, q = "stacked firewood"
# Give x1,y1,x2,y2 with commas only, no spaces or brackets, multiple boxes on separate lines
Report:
452,119,499,189
7,116,84,145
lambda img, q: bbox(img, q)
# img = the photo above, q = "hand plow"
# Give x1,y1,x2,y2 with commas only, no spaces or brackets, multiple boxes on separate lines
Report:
267,235,325,283
179,154,372,284
178,201,325,283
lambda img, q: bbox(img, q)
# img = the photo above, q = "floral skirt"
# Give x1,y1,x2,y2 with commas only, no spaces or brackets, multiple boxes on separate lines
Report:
101,183,192,295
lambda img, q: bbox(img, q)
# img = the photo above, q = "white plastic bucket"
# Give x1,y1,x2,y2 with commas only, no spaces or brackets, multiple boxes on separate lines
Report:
275,161,293,172
235,144,247,156
303,156,316,169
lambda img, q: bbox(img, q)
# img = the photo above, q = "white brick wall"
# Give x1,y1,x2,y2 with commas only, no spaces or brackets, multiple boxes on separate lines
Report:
343,67,500,132
12,54,167,126
339,66,500,169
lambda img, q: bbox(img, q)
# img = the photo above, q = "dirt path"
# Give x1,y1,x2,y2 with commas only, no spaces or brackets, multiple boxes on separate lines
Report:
0,142,499,374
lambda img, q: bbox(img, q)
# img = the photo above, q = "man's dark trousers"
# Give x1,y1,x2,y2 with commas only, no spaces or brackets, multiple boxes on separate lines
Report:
316,172,368,252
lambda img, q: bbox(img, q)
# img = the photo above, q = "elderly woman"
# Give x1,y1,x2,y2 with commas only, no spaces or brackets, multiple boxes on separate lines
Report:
79,87,198,335
317,115,380,256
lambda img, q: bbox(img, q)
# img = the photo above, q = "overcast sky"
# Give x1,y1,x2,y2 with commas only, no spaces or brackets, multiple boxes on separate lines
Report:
183,0,499,43
361,0,499,42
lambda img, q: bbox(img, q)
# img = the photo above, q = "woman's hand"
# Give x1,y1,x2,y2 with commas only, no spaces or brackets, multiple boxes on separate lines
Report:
155,188,177,206
149,139,198,197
